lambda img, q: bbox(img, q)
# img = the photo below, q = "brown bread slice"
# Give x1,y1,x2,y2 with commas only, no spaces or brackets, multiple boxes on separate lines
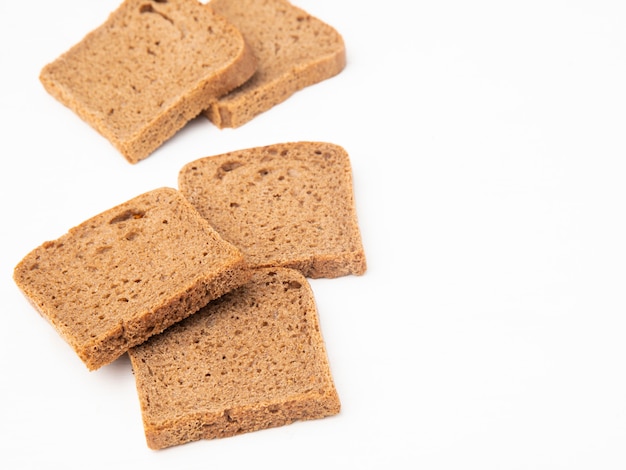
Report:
39,0,257,163
13,187,251,370
204,0,346,128
178,141,367,278
128,267,341,449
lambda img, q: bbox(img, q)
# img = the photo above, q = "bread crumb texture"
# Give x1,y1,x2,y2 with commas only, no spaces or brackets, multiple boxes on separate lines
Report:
39,0,256,163
205,0,346,127
178,141,366,278
13,188,250,370
128,267,340,449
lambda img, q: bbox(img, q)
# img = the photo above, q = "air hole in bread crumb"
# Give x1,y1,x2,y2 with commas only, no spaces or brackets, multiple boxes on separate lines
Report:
125,231,139,241
110,209,145,224
223,161,242,172
216,162,244,179
139,3,174,24
118,297,129,302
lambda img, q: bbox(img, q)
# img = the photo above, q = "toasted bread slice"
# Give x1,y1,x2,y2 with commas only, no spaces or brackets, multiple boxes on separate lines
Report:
204,0,346,128
128,267,340,449
178,141,366,278
39,0,257,163
13,188,251,370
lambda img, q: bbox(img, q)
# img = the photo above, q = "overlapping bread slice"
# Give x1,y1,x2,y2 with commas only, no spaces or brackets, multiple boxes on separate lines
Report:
128,267,341,449
178,141,366,278
13,188,251,370
204,0,346,128
39,0,257,163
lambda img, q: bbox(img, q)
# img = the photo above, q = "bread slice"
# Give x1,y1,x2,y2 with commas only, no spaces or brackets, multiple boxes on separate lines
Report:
39,0,257,163
13,187,251,370
178,141,366,278
128,267,340,449
204,0,346,128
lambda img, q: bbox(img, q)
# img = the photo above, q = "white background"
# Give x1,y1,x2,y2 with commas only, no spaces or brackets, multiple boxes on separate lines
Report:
2,1,626,468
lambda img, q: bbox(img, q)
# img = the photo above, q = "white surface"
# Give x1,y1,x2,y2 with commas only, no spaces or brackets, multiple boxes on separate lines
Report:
2,0,626,468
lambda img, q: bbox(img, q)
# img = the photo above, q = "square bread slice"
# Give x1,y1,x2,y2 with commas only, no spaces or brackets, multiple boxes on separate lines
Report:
13,187,251,371
204,0,346,128
39,0,257,163
128,267,341,449
178,141,367,278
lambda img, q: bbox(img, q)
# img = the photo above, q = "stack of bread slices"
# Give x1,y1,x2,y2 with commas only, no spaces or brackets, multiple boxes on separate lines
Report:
39,0,347,163
14,140,366,449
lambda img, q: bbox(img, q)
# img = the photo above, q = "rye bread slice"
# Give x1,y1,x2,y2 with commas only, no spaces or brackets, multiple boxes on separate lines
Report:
204,0,346,128
128,267,341,449
13,187,251,370
39,0,257,163
178,141,366,278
